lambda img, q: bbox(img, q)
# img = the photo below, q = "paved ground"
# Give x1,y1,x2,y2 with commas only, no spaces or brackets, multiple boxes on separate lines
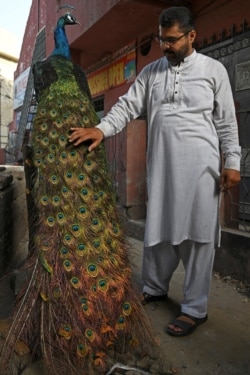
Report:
129,237,250,375
0,237,249,374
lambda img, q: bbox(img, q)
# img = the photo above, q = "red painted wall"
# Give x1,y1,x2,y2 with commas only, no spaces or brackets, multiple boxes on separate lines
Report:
193,0,249,45
15,0,250,219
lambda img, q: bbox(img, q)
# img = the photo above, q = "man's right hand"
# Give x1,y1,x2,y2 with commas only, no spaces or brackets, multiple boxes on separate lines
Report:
69,127,104,151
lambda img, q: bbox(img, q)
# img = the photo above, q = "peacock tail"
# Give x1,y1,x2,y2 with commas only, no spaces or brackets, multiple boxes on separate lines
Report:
0,12,158,375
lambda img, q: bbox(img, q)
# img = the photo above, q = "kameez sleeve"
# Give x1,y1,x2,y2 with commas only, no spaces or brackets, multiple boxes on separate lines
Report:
96,69,148,137
213,67,241,170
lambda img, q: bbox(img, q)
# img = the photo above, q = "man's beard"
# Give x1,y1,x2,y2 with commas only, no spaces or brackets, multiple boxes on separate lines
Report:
164,45,189,65
164,50,184,65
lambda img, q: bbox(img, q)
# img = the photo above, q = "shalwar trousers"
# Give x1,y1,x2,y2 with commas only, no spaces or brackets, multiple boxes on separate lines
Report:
142,239,215,318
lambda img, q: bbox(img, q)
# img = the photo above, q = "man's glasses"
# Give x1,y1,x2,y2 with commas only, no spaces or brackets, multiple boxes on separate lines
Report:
155,30,191,46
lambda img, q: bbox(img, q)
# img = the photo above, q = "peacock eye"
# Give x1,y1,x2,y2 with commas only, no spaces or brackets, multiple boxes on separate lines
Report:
41,123,47,130
88,264,96,272
93,240,100,248
71,277,79,285
72,224,80,232
78,174,85,181
118,316,125,324
60,247,68,255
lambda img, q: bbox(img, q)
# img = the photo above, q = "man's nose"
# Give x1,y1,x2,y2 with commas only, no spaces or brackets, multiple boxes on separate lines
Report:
162,44,171,51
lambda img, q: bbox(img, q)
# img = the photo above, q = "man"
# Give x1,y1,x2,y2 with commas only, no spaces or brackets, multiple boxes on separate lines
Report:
69,6,241,336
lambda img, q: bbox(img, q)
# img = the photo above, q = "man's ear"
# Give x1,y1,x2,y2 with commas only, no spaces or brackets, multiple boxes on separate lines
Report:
189,30,196,43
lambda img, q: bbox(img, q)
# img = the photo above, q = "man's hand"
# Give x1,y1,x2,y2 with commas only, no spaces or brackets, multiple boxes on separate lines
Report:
69,127,104,151
220,169,241,191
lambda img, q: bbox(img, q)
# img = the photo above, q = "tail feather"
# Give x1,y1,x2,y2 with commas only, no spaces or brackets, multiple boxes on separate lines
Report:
0,56,158,374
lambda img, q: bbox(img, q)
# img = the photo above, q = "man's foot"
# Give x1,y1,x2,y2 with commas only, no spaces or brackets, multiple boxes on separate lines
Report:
166,313,208,337
142,292,168,305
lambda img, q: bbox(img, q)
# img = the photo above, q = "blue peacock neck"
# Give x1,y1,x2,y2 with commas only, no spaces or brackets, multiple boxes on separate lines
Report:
51,18,71,60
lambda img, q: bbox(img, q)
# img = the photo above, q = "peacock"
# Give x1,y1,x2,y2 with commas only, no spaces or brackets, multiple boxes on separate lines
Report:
0,7,158,375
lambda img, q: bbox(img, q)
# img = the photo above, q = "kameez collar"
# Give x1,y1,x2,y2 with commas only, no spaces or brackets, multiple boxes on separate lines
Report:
169,49,197,71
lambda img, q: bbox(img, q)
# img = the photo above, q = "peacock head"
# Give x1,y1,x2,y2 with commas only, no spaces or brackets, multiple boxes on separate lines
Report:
57,13,80,28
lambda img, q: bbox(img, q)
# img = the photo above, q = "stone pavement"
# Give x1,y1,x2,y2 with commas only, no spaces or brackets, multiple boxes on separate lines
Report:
129,237,250,375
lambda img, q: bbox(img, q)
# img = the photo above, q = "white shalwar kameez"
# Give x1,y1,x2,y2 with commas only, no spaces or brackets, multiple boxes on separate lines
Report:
97,50,241,317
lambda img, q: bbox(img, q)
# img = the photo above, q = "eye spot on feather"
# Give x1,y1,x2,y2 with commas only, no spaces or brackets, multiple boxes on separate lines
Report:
92,194,99,201
60,247,69,258
81,188,88,196
35,135,42,141
39,109,46,115
47,216,55,227
98,279,108,292
76,243,87,257
72,224,81,237
59,324,72,339
87,263,98,277
41,137,49,146
77,174,85,183
93,239,100,249
34,159,42,167
49,129,58,138
77,343,89,357
61,151,67,159
59,134,67,146
70,277,80,288
41,122,48,131
85,329,96,342
49,175,59,184
116,316,126,330
92,174,101,183
65,171,73,179
52,196,61,205
49,144,57,152
42,241,50,251
55,119,63,127
50,109,57,117
123,302,132,316
63,259,72,272
57,212,66,224
47,153,55,163
40,195,49,205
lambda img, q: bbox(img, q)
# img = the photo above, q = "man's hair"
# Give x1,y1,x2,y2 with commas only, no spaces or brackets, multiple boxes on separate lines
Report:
159,6,195,32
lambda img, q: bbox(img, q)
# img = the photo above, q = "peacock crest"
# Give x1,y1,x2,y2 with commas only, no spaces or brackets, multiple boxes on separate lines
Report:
0,7,158,375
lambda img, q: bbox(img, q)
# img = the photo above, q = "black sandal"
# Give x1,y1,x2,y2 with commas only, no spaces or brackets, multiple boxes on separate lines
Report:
142,292,168,305
167,313,208,337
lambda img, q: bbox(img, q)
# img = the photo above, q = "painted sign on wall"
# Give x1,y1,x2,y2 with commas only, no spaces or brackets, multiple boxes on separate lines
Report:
14,67,30,109
87,46,136,96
